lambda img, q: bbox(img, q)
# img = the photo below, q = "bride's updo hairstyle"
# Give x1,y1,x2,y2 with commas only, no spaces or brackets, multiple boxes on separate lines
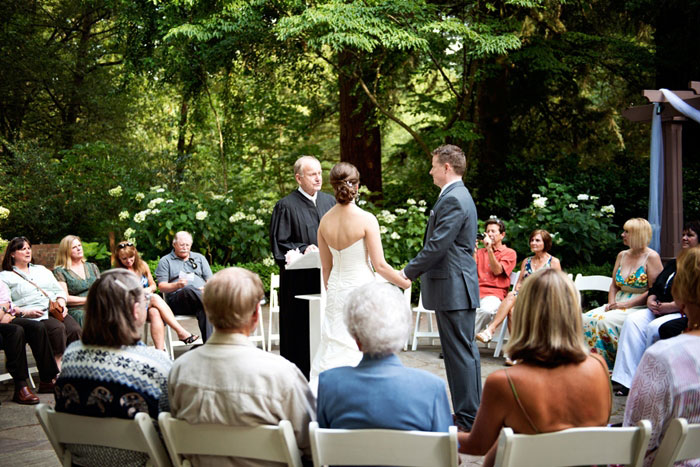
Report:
330,162,360,205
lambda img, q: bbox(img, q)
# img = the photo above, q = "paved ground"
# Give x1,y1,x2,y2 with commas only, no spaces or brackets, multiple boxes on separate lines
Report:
0,312,626,467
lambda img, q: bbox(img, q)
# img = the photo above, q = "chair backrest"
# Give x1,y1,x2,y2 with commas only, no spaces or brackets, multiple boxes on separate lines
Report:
574,273,612,292
652,418,700,467
158,412,302,467
510,270,520,287
309,421,458,467
35,403,170,467
270,273,280,310
494,420,652,467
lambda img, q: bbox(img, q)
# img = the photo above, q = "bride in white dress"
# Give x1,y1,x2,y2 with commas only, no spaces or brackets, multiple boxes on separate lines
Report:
310,162,411,384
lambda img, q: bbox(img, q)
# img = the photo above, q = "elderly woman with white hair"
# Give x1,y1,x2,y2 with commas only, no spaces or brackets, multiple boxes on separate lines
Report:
317,282,451,431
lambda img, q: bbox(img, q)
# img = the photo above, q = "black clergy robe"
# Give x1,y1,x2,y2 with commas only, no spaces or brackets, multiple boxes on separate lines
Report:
269,189,335,378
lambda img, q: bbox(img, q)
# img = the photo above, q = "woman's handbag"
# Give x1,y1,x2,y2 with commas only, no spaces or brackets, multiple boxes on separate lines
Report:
12,271,65,322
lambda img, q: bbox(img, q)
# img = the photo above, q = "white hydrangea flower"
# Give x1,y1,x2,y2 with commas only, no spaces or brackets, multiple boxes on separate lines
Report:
395,208,407,214
390,232,401,240
532,197,548,209
133,209,152,223
358,200,367,206
577,194,590,201
225,198,233,204
246,214,257,221
532,193,541,199
118,210,130,221
568,203,578,209
195,210,208,221
211,194,224,200
147,197,165,209
229,212,246,223
124,227,136,238
108,186,123,197
601,205,615,216
166,199,174,204
156,188,165,193
407,199,416,205
380,226,388,234
418,206,427,213
135,192,145,202
254,219,264,226
0,206,10,220
418,200,427,206
591,195,599,200
150,209,160,215
262,257,275,267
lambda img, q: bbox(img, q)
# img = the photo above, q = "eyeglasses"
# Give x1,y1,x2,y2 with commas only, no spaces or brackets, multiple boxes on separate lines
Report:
117,242,134,249
187,258,198,270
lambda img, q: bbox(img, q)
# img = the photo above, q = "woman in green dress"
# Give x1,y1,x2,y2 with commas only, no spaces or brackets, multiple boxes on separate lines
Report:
53,235,100,326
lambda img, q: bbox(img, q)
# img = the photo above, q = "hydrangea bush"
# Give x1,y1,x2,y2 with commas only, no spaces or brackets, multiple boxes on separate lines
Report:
503,179,619,267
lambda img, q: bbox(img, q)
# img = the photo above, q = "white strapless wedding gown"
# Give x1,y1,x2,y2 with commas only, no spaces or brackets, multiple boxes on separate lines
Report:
310,238,375,384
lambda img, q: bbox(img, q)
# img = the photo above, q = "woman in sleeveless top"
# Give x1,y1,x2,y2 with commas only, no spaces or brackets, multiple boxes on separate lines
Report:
459,269,612,466
582,218,663,369
310,163,410,385
52,235,100,326
476,230,561,360
112,241,198,351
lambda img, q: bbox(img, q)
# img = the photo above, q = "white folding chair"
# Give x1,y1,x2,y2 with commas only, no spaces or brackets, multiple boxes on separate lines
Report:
35,403,170,467
158,412,302,467
494,420,652,467
493,270,520,358
0,345,36,388
652,418,700,467
309,421,458,467
268,273,281,351
574,273,612,292
411,293,440,351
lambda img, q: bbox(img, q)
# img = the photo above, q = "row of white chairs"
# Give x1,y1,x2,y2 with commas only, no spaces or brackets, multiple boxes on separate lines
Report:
35,403,700,467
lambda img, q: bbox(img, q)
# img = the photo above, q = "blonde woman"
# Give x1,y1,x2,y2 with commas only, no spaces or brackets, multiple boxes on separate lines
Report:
582,218,663,369
458,269,611,467
53,235,100,326
113,241,198,350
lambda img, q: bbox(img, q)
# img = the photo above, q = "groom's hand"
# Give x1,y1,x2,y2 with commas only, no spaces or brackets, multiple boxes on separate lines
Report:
399,269,410,281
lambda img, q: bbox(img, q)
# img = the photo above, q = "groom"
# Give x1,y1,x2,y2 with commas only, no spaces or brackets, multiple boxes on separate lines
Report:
402,144,480,431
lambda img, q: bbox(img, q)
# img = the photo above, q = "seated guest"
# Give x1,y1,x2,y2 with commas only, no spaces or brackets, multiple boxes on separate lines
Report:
459,269,611,467
582,218,663,368
113,241,198,350
155,231,213,342
55,269,172,466
317,282,451,431
624,246,700,467
477,229,561,364
611,221,699,396
0,280,59,404
168,267,314,466
53,235,100,326
0,236,81,370
474,217,517,336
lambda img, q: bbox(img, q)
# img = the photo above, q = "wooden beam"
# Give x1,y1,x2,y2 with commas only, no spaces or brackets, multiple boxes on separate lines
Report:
691,81,700,93
623,96,700,122
643,90,698,103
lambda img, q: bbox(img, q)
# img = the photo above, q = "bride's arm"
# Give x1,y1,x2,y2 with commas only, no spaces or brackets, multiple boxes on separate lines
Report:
318,226,332,290
365,214,411,289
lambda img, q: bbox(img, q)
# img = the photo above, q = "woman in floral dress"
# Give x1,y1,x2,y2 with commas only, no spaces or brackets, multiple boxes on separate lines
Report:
582,218,663,368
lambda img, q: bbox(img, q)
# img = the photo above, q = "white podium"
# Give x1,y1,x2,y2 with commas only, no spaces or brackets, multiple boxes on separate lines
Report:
286,251,325,365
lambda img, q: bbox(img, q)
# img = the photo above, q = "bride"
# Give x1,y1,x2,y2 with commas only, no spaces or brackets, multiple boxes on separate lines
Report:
310,162,411,383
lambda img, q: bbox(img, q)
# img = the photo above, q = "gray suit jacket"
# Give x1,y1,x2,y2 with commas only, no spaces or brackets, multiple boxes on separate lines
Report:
404,180,479,311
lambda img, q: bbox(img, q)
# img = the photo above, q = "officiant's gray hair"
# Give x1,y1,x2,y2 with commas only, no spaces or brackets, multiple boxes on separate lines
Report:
344,282,411,357
293,155,320,176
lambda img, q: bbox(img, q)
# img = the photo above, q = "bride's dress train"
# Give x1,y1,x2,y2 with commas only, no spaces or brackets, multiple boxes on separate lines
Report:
310,238,375,384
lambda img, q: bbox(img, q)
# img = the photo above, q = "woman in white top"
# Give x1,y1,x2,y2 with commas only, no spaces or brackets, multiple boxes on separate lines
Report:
0,236,81,369
310,162,410,383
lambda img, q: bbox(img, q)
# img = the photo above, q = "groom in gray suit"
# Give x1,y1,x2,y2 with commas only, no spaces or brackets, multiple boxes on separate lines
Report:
402,144,480,431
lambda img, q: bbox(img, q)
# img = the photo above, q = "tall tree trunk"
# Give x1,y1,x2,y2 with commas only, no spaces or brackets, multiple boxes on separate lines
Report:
338,50,382,195
175,94,190,183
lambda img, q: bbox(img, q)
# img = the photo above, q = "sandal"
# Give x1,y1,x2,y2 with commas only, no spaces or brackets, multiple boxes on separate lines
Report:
476,329,493,344
180,334,199,345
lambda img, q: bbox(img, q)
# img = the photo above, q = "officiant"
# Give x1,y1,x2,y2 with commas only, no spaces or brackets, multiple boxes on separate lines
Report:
270,156,335,378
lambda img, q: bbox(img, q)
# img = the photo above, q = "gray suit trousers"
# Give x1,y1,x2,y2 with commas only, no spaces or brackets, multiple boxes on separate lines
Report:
435,308,481,430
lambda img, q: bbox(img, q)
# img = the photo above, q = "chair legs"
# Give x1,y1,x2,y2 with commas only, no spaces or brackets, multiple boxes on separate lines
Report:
493,316,508,358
